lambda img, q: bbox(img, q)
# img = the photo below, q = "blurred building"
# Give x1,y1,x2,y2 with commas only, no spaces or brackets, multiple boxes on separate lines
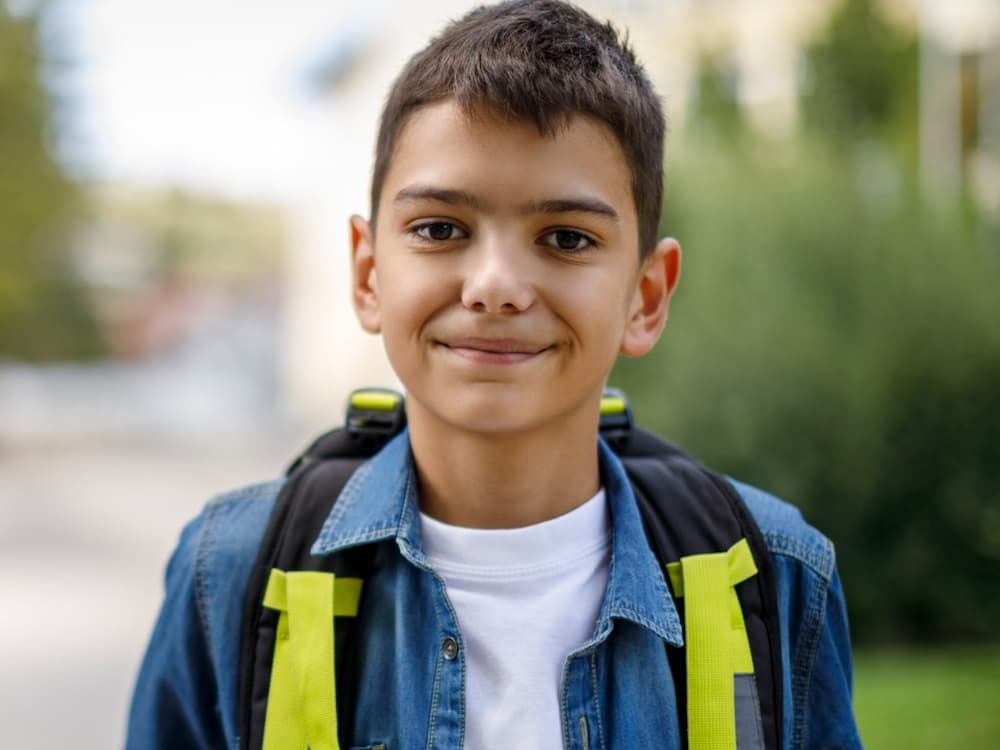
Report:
0,186,289,444
917,0,1000,207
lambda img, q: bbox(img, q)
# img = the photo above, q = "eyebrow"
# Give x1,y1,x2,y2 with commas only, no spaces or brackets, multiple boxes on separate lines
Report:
394,186,482,209
393,184,619,222
527,198,619,221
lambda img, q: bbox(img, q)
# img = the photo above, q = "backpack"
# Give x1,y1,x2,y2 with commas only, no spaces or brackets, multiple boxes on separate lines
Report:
237,389,783,750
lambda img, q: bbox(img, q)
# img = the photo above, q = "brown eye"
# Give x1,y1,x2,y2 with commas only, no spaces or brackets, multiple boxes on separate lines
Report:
415,222,466,241
540,229,594,253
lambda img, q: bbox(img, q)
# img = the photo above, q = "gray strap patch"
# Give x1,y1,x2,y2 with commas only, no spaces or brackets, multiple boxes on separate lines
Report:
735,673,766,750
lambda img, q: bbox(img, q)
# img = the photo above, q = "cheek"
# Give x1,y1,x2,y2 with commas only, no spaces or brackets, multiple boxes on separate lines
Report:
598,292,638,357
377,272,446,341
565,279,632,335
378,295,419,342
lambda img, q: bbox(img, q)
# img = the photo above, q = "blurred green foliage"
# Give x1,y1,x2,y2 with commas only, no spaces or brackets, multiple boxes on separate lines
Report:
612,0,1000,644
802,0,918,149
0,4,103,360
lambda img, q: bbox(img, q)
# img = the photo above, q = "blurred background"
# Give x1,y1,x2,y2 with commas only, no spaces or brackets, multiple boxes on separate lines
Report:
1,0,997,747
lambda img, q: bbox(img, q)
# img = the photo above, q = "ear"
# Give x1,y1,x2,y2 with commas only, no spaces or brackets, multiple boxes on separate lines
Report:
619,237,681,357
350,214,381,333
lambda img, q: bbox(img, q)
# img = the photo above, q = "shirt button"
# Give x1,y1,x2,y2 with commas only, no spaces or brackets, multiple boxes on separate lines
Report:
441,637,458,661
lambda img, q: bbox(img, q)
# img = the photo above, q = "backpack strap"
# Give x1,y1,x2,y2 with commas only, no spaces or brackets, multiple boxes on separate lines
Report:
258,569,362,750
238,390,405,750
617,426,783,750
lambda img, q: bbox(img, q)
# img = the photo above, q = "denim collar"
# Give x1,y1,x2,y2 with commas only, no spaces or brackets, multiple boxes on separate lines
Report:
311,428,682,646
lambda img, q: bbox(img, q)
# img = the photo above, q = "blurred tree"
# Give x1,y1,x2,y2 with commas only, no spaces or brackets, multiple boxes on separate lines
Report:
614,129,1000,645
0,3,103,360
614,0,999,645
801,0,918,153
689,52,744,141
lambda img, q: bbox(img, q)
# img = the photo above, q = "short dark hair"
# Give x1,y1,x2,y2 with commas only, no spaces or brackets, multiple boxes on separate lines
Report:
370,0,666,258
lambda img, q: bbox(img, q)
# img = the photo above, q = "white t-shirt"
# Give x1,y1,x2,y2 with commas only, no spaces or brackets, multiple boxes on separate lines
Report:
419,489,611,750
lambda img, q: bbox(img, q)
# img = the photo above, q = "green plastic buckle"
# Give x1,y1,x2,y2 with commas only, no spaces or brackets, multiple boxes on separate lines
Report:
599,387,632,449
346,387,406,441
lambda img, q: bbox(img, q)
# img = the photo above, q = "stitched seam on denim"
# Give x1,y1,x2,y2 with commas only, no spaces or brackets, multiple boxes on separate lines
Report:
194,500,221,665
766,535,830,577
206,479,285,507
764,532,834,580
396,467,420,548
435,565,467,750
458,632,467,750
606,606,679,642
330,462,373,526
560,657,571,750
439,569,466,750
604,467,681,639
425,570,446,750
426,568,463,750
315,458,415,552
790,565,828,749
590,650,607,750
314,463,374,550
648,558,680,629
426,639,443,750
327,527,398,548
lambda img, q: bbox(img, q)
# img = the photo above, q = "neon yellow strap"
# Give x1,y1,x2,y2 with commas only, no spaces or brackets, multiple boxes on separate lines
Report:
666,539,758,750
261,570,363,750
264,569,363,616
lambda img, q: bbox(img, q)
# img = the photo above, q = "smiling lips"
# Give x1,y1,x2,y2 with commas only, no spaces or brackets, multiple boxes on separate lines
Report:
439,337,551,364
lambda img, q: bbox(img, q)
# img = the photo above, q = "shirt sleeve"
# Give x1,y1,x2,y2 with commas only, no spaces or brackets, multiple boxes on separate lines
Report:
125,513,227,750
803,566,863,749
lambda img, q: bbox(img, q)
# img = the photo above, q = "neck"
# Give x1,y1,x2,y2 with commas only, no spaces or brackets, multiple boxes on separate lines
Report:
407,403,602,529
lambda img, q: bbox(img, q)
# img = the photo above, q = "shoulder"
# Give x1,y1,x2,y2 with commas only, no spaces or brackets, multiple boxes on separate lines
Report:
127,478,286,746
201,478,286,546
191,478,286,595
182,479,287,731
207,477,286,512
162,479,284,581
724,479,862,746
725,478,835,582
163,478,286,655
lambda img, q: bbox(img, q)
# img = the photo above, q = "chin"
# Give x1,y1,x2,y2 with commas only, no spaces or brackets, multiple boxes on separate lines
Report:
445,403,538,437
411,388,545,438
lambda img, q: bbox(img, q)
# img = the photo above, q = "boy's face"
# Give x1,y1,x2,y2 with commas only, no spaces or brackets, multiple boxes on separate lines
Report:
351,100,679,438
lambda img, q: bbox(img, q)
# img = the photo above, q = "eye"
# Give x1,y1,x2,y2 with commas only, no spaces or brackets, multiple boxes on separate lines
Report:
539,229,595,253
413,222,467,242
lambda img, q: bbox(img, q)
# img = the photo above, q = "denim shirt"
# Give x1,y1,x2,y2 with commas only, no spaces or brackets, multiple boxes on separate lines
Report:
126,432,862,749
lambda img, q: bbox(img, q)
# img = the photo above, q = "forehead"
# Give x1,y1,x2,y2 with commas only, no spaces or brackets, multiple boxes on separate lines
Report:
378,99,636,222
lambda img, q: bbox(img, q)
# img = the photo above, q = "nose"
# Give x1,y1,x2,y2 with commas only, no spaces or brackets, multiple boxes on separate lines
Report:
460,237,535,314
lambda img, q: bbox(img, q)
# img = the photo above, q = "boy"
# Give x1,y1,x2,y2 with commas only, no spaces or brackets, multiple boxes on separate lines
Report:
127,1,861,748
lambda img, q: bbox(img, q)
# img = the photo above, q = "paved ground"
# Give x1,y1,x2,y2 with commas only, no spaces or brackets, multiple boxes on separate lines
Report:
0,436,290,749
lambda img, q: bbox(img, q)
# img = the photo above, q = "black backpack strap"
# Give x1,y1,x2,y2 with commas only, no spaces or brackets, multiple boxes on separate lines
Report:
238,390,406,750
238,433,372,749
618,427,783,750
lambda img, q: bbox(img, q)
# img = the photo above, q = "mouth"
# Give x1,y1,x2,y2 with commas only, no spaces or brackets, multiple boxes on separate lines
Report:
436,337,552,364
